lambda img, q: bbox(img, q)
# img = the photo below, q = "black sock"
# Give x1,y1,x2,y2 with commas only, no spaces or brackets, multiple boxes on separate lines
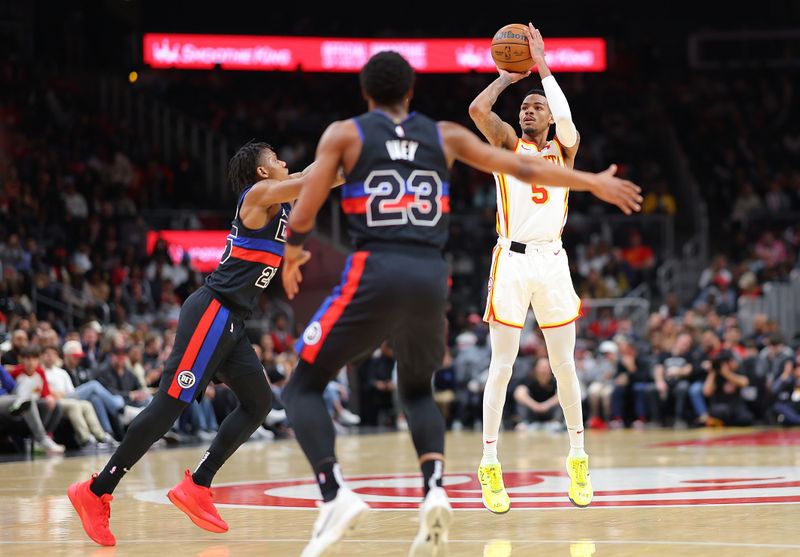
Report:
315,460,341,502
192,371,273,488
192,451,215,488
90,392,187,497
90,462,129,497
421,459,444,495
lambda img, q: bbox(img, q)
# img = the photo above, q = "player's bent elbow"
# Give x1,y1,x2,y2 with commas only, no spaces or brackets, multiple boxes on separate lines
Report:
468,101,489,120
555,119,578,148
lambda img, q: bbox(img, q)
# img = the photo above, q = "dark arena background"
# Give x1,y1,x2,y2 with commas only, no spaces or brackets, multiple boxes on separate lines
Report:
1,1,800,556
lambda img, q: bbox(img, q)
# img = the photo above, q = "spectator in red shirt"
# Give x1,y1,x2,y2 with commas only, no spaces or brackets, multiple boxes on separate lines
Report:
622,229,655,270
622,229,656,288
10,345,65,452
587,307,618,341
270,313,295,354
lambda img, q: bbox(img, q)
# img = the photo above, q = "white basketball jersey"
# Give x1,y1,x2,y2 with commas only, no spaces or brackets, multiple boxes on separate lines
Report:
494,138,569,244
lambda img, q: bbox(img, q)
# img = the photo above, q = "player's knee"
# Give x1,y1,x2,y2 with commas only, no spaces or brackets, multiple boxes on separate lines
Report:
488,362,513,383
254,386,272,423
282,377,298,410
399,379,434,405
551,359,576,379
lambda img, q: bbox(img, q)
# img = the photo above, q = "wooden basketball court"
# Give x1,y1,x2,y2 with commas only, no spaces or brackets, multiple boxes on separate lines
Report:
2,427,799,556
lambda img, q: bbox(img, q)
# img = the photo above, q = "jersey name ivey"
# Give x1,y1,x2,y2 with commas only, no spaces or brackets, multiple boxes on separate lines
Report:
385,139,419,161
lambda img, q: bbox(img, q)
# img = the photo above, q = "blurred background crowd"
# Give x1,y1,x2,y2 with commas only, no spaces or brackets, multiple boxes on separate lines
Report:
1,1,799,456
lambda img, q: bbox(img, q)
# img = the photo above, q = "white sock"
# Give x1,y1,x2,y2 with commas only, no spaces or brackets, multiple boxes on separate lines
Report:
563,400,585,449
569,446,587,458
482,436,498,464
482,323,522,465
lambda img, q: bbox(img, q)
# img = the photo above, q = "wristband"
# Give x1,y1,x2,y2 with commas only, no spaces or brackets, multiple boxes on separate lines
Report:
285,226,311,246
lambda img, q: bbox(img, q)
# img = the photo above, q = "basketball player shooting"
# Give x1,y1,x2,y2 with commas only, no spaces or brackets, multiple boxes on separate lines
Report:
469,23,641,513
280,51,640,557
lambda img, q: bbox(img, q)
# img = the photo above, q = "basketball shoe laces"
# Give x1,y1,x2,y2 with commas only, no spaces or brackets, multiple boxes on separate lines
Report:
197,485,216,513
99,494,113,529
570,458,588,486
485,466,503,493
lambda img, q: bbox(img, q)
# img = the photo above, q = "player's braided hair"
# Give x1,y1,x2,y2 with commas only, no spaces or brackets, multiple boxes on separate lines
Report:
228,140,274,192
359,51,415,105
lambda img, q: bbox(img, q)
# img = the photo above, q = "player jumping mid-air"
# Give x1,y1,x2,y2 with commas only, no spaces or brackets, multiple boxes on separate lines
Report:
469,23,640,513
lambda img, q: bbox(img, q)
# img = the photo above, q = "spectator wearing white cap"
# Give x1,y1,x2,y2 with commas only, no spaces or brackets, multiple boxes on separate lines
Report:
41,346,117,448
63,340,126,439
586,340,618,429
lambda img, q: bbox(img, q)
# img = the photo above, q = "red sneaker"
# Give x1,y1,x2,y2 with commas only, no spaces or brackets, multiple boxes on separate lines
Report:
168,469,229,533
587,416,607,430
67,475,116,546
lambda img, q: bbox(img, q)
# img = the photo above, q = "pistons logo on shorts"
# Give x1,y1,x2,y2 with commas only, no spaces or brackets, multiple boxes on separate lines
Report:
303,321,323,345
177,370,196,389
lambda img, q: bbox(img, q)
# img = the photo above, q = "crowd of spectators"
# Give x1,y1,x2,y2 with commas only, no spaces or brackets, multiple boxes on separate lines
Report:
434,306,799,433
141,68,673,317
2,60,800,458
664,72,800,243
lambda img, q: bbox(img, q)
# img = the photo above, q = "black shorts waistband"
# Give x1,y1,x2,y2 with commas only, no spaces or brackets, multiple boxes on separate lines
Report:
509,241,527,254
356,241,443,257
202,286,249,319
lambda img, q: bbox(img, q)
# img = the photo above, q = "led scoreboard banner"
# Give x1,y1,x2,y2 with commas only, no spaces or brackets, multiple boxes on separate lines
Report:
143,33,606,73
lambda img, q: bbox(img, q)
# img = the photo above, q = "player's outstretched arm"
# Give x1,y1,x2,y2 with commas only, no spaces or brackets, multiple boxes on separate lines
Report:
282,120,352,299
289,161,347,186
243,162,346,209
288,121,352,233
528,22,580,165
439,121,642,215
468,71,527,149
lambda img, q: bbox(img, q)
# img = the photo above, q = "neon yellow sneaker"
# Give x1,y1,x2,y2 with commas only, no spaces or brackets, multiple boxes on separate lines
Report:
570,540,597,557
477,462,511,514
483,539,513,557
566,454,593,508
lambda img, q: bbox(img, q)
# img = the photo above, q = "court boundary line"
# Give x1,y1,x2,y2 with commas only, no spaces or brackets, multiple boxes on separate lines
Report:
2,539,800,549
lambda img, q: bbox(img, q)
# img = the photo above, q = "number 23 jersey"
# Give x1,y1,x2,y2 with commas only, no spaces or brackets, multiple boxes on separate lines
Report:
339,110,451,250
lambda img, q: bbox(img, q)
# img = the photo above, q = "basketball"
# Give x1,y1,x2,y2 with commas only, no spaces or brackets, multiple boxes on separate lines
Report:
491,23,532,73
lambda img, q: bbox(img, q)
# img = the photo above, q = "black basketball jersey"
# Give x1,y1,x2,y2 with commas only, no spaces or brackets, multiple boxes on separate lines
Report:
205,189,291,316
340,110,450,250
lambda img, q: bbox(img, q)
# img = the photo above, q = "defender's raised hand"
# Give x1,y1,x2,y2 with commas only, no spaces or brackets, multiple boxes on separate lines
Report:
590,164,643,215
281,244,312,300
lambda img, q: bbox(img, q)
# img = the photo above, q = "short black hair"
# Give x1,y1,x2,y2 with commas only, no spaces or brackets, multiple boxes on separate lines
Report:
712,349,736,367
359,51,415,105
228,141,274,193
20,345,41,358
524,88,546,99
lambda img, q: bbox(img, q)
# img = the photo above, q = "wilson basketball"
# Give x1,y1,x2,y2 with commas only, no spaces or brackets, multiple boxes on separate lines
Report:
491,23,532,73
